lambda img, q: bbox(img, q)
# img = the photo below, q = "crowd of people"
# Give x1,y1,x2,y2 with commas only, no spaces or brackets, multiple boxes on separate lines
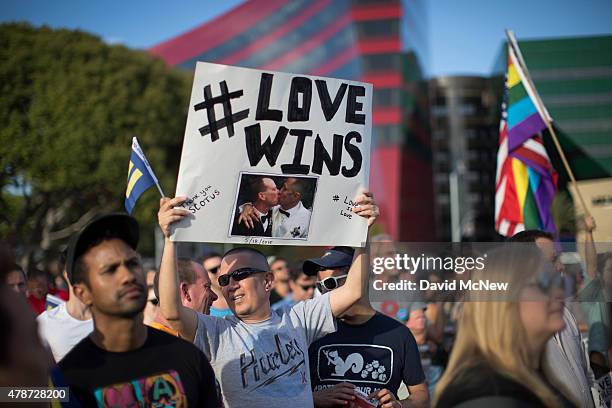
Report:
1,192,611,407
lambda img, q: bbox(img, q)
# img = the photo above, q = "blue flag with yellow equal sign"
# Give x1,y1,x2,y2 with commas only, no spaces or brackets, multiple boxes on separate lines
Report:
125,137,162,214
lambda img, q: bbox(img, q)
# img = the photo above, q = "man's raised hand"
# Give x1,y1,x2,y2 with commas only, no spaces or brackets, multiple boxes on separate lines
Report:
158,196,190,238
585,215,596,233
352,191,379,227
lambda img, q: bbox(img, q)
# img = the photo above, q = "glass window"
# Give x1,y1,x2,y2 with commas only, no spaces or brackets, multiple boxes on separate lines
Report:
373,88,401,106
361,54,401,71
354,20,400,38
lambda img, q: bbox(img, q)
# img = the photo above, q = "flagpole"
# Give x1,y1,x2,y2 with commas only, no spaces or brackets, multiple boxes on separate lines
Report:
154,182,166,198
505,30,590,216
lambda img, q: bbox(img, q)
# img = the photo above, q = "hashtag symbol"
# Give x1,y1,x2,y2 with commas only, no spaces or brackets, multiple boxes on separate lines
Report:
194,81,249,142
332,195,339,201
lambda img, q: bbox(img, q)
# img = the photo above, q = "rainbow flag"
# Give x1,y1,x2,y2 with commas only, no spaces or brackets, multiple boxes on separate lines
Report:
495,41,557,237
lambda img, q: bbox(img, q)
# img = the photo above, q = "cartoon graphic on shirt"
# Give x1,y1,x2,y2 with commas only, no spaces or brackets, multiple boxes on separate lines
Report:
323,349,364,376
94,370,187,408
316,344,393,385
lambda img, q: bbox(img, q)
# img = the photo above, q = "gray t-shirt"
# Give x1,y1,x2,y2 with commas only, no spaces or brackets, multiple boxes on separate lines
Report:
195,292,336,407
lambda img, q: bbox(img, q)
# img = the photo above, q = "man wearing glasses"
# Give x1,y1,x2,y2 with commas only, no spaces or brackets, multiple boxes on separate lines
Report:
304,247,429,408
157,192,378,407
272,263,317,311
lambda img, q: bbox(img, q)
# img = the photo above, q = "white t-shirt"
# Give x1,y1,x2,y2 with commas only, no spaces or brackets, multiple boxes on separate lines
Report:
37,302,93,362
195,292,336,407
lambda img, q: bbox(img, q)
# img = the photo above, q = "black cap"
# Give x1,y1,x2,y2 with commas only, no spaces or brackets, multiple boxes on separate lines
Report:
303,246,355,276
65,213,139,284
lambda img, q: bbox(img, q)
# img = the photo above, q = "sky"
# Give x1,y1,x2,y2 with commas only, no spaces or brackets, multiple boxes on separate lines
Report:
430,0,612,76
2,0,612,78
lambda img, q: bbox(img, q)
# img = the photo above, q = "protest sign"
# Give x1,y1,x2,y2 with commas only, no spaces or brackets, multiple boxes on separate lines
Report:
171,62,372,247
570,178,612,251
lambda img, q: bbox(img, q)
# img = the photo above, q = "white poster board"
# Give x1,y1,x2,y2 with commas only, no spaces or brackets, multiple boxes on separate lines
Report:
171,62,372,247
570,178,612,252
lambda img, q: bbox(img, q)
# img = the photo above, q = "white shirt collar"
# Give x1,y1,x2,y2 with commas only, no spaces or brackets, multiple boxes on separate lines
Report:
281,201,303,216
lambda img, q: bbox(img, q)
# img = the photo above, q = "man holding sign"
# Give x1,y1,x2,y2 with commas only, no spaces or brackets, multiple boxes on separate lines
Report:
157,192,378,407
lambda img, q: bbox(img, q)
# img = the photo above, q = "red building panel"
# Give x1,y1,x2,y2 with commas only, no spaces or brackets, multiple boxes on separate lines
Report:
150,0,287,66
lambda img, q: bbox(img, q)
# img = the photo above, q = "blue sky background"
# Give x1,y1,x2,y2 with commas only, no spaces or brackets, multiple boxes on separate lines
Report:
2,0,612,78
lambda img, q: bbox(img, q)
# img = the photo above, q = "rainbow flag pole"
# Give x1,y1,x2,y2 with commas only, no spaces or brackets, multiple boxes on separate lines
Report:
495,31,557,237
496,30,590,237
505,30,589,216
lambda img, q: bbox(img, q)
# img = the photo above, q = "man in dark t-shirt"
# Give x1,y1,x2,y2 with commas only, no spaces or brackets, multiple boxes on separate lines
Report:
58,213,219,407
59,328,217,407
304,247,429,408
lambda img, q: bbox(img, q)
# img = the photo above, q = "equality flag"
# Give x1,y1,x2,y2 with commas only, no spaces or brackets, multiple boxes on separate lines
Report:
495,36,557,237
125,137,163,214
45,293,65,311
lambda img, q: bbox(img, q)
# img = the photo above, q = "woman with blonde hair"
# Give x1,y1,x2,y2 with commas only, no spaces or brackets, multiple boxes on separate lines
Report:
434,245,576,407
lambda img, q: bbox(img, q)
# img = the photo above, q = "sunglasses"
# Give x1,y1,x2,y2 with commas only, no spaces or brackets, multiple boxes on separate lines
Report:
299,284,316,291
148,298,159,306
207,265,220,274
218,268,266,287
316,274,348,292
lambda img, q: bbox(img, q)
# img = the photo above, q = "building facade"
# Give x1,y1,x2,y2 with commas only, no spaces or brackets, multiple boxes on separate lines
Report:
429,76,498,241
150,0,434,240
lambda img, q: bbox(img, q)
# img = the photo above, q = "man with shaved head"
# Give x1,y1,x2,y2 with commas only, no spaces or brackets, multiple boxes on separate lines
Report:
158,193,379,407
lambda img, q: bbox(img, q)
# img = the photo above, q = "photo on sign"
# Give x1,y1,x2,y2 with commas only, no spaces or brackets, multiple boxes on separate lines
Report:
228,172,318,240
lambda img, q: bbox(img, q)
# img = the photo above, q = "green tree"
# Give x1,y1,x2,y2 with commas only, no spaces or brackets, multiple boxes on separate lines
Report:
0,23,191,269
